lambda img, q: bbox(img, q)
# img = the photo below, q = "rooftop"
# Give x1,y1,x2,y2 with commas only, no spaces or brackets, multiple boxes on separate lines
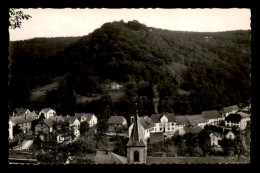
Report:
223,105,239,113
108,116,126,125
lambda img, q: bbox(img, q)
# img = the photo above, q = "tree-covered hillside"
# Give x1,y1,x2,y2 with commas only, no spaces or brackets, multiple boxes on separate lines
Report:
8,20,250,118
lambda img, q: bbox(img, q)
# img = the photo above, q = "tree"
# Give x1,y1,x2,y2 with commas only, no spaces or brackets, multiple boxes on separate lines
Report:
198,130,210,156
79,121,90,135
13,124,22,137
9,8,31,29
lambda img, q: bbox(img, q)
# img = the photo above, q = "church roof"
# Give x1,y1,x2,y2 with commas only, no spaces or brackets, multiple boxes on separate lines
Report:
126,113,147,147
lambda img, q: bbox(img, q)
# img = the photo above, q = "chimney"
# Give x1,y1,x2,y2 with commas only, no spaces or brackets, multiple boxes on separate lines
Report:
106,149,108,154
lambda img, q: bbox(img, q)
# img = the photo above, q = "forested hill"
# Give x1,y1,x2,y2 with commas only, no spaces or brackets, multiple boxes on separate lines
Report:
8,20,250,117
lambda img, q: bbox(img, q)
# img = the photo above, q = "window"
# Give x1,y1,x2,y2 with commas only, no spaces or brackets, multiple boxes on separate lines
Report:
160,128,162,131
134,151,139,162
168,128,170,130
172,123,174,126
172,127,174,130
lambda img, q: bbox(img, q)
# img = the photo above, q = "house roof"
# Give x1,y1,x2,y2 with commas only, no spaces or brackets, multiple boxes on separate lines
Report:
139,116,155,129
236,111,251,119
75,113,94,121
126,114,147,147
187,114,207,124
108,116,126,125
202,110,222,119
93,150,127,164
41,108,55,114
183,126,203,134
225,113,242,122
150,114,163,123
11,114,35,125
175,115,189,125
223,105,239,113
150,113,175,123
205,125,232,136
62,116,79,124
33,110,40,115
13,108,29,115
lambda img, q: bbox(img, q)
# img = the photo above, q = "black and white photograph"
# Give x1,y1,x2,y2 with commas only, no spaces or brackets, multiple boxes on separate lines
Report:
8,8,251,164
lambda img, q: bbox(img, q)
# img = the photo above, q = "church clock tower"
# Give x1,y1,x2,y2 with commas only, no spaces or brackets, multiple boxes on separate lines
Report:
126,110,147,164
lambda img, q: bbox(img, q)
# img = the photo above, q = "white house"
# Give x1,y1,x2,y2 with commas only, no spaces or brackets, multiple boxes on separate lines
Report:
150,113,176,134
209,132,221,146
75,113,97,127
9,118,14,140
39,108,56,119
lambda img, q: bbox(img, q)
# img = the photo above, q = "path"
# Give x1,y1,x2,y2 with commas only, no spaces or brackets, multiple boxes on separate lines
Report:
13,140,33,151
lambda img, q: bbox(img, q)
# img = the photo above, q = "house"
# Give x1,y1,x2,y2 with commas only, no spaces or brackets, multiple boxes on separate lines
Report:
187,114,207,128
11,112,37,134
13,108,30,116
150,113,176,134
35,119,55,134
236,111,251,130
202,110,224,125
209,132,222,146
225,113,247,130
175,115,189,131
183,126,203,135
39,108,56,119
222,105,239,117
108,116,127,132
110,82,123,90
205,125,236,146
9,117,14,140
75,113,97,127
128,115,155,141
126,113,147,164
62,116,81,137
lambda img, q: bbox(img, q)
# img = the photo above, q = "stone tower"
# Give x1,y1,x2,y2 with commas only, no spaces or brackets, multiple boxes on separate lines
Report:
126,110,147,164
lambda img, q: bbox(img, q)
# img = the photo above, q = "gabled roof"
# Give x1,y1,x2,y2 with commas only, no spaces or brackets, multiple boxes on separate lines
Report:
202,110,222,119
41,108,54,113
108,116,126,125
150,113,176,123
62,116,79,124
126,114,147,147
225,113,242,122
13,108,30,115
33,110,40,115
183,126,203,134
165,113,176,122
236,111,251,119
150,114,163,123
223,105,239,113
175,115,189,125
139,116,155,129
187,114,207,124
75,113,94,121
11,115,35,125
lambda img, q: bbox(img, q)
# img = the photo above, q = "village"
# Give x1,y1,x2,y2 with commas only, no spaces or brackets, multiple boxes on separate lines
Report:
8,103,251,164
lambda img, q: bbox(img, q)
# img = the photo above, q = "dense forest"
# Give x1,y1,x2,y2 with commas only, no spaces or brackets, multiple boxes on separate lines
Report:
8,20,250,122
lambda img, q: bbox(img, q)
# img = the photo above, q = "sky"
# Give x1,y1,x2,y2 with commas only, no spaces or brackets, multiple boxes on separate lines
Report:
9,8,251,41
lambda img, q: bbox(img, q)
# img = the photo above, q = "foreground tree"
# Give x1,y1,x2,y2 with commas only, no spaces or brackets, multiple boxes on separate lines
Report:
198,130,210,156
9,8,31,29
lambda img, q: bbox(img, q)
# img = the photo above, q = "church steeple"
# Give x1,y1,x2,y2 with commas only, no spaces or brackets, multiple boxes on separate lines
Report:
126,103,147,164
